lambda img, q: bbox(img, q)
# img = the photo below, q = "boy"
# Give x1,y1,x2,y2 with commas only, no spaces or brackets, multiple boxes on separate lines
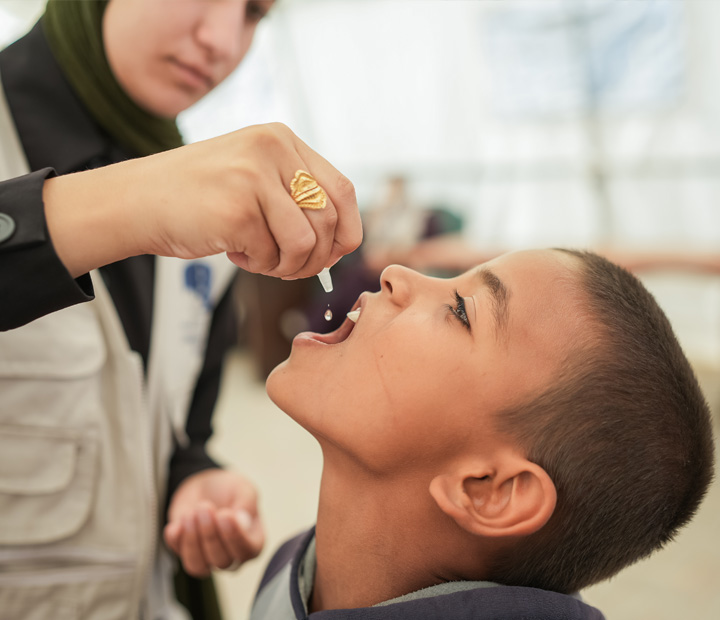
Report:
253,249,714,619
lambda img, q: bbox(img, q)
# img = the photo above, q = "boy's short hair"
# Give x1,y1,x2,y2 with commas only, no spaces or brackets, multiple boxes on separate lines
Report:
491,250,715,594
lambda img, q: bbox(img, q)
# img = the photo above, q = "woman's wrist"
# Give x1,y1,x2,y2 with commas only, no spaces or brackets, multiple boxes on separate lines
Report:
42,163,144,277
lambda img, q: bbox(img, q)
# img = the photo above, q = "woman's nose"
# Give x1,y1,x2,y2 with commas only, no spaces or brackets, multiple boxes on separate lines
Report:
380,264,422,306
195,1,248,63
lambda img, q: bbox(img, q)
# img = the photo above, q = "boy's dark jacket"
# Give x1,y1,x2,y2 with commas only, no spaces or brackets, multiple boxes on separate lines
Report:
251,528,605,620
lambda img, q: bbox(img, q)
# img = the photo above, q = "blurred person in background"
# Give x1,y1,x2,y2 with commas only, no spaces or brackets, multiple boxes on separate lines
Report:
0,1,361,618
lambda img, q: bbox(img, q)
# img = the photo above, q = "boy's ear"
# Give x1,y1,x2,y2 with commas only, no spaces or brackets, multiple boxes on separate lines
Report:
429,454,556,539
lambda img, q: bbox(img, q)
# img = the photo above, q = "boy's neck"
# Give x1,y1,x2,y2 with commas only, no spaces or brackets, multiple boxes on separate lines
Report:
309,457,488,612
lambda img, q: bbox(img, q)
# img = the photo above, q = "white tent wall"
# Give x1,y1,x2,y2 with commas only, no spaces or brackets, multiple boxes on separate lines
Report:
263,0,720,249
0,0,43,40
4,1,717,251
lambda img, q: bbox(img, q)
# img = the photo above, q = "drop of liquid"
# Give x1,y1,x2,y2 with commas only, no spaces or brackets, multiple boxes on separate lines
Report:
324,308,333,322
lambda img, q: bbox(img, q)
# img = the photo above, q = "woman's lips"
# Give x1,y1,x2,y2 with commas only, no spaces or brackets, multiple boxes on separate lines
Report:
169,58,213,90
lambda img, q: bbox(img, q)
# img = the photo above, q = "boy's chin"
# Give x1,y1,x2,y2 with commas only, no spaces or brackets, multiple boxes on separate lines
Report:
265,361,309,421
264,361,287,402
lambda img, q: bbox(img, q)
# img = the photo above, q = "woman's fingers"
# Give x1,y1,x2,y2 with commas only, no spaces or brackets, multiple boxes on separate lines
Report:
262,181,339,280
293,139,362,265
216,508,265,562
259,184,318,277
166,507,263,575
195,505,235,570
233,168,341,280
179,515,211,577
163,520,182,555
241,124,359,279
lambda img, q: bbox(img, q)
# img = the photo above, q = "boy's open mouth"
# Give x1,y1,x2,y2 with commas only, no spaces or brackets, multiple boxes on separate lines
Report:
297,299,363,346
313,318,355,345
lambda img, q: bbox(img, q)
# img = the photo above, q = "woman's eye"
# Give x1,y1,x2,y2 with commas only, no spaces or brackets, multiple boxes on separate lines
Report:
446,290,471,332
246,1,270,22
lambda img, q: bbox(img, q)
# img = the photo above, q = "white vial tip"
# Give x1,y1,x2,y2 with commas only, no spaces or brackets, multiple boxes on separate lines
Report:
318,267,333,293
346,309,361,323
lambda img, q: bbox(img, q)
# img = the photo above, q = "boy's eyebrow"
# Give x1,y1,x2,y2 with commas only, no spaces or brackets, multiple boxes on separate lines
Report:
476,267,510,340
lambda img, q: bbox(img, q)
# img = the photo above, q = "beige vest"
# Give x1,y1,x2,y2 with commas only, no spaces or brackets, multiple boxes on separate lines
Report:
0,74,236,620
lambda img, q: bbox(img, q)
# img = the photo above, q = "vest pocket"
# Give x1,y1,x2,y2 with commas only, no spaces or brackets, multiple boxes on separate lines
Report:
0,425,98,545
0,582,78,620
0,569,138,620
0,303,105,546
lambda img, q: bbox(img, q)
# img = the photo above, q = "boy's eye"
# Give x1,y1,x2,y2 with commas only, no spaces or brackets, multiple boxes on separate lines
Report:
446,290,471,332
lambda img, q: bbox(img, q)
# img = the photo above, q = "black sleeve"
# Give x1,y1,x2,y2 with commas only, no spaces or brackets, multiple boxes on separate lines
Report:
165,280,238,506
0,168,94,330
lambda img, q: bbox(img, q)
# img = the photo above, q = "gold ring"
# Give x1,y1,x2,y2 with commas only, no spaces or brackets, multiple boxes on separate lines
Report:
290,170,327,210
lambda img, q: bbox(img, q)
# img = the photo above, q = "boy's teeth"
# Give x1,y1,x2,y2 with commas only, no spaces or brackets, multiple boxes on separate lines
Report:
346,309,361,323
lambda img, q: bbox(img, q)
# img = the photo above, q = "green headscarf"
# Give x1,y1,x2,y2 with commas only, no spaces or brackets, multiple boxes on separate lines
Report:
42,0,183,157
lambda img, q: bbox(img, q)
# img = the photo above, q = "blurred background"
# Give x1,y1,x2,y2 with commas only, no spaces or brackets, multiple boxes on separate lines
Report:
2,1,719,619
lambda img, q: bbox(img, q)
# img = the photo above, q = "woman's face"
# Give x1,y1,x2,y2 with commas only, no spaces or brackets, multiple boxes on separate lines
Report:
103,0,273,118
267,250,591,474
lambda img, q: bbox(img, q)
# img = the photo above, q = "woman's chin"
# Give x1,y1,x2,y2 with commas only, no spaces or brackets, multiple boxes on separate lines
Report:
134,88,200,119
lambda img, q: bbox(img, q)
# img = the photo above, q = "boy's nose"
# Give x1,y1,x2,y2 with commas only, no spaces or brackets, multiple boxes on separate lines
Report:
380,264,422,307
195,1,248,63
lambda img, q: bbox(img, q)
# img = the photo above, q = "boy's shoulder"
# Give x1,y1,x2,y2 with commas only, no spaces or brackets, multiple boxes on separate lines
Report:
256,527,314,595
251,528,605,620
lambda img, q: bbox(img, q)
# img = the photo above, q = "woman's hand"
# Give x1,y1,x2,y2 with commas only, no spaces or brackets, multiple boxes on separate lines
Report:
163,469,265,578
44,123,362,279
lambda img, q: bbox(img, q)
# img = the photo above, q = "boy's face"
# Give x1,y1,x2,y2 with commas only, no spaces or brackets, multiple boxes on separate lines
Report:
267,249,591,473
